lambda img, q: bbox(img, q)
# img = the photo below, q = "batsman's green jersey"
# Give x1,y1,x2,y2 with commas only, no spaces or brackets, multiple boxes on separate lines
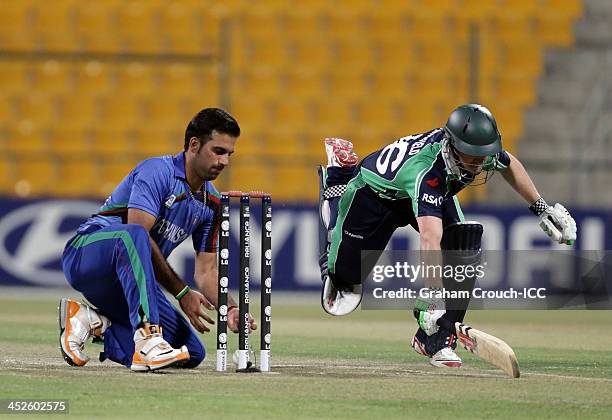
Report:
357,128,510,219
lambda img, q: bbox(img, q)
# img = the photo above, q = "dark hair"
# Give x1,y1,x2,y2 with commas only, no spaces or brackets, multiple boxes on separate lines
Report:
184,108,240,151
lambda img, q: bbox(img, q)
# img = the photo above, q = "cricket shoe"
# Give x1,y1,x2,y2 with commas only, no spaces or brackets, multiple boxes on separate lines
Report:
59,298,110,367
325,138,359,168
321,275,362,316
429,347,462,368
411,334,429,357
130,324,190,372
412,328,462,368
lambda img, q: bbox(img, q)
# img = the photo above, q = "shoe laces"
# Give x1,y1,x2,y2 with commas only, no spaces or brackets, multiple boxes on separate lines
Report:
84,305,97,335
73,326,89,351
68,302,92,345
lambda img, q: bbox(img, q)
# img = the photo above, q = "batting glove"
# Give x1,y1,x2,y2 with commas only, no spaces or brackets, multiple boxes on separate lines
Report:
530,198,577,245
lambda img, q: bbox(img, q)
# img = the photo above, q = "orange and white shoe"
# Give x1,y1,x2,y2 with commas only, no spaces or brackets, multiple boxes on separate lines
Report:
325,138,359,168
130,324,190,372
59,298,110,367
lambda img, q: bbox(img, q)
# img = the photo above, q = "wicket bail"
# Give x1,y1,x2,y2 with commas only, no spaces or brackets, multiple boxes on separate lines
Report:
216,191,272,373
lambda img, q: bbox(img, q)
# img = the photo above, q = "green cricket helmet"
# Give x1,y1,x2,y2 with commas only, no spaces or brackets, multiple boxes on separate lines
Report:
444,104,502,157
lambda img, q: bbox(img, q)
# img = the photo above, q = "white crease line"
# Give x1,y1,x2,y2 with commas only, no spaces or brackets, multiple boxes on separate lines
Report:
4,360,610,382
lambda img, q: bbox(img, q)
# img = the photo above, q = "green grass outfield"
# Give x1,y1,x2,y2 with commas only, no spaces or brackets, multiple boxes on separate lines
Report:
1,291,611,419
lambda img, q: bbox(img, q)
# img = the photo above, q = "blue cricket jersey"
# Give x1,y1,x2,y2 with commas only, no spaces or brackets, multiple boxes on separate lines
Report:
78,152,221,257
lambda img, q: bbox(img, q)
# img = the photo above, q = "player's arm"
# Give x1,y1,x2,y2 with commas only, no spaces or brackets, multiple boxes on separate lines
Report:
414,215,446,335
500,152,577,244
416,215,443,289
410,164,448,336
499,152,540,204
127,208,215,333
416,215,443,251
194,251,256,333
413,169,445,285
193,251,224,307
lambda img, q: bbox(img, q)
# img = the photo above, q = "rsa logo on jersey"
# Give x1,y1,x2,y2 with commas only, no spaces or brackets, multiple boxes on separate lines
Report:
421,193,443,206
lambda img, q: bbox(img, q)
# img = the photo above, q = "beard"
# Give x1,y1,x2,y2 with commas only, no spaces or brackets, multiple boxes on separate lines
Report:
203,165,223,180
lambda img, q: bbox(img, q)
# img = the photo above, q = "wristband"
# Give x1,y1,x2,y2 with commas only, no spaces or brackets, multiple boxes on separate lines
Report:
529,197,548,216
175,286,190,301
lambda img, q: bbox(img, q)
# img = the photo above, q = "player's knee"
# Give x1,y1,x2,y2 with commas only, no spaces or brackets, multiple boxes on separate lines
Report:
441,222,483,251
183,340,205,368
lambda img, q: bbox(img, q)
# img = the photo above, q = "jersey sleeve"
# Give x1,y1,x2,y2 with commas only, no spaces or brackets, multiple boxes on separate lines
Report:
192,187,221,253
412,167,447,219
484,150,511,172
128,159,171,218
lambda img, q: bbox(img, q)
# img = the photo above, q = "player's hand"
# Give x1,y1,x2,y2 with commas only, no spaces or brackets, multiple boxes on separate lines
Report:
227,306,257,334
539,203,577,245
179,289,215,333
413,289,446,336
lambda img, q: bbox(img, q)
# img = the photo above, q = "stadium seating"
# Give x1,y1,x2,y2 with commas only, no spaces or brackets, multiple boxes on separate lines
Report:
18,94,58,126
0,62,32,95
0,156,13,193
14,158,56,196
0,96,13,126
31,60,72,94
132,128,179,158
0,1,37,51
115,62,157,96
48,126,90,156
74,61,115,95
58,96,98,128
98,160,136,196
74,3,120,54
5,121,50,155
51,160,98,197
0,0,582,202
98,96,143,130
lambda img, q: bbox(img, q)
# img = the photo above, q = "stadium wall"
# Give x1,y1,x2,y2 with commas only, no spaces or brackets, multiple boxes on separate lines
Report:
0,198,609,290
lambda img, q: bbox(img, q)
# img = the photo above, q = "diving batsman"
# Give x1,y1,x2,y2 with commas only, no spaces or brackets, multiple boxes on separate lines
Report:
318,104,577,367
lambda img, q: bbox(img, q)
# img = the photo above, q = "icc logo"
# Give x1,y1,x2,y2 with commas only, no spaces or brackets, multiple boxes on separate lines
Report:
219,304,228,316
264,306,271,317
220,276,228,288
264,333,271,344
218,333,227,344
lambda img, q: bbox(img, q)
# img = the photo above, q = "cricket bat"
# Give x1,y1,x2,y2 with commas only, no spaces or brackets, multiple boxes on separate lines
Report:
437,317,520,378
